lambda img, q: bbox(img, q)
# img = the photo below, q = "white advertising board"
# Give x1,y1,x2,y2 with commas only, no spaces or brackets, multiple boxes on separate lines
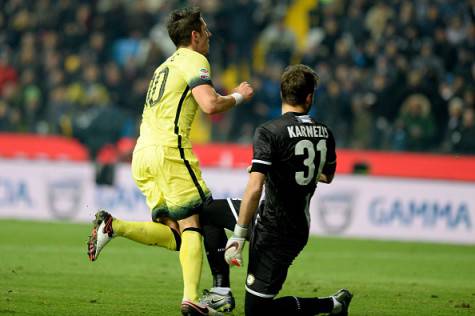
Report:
0,160,150,223
0,160,474,244
309,175,475,244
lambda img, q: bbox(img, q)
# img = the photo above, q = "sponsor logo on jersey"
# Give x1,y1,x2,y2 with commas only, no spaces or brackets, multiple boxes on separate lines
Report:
247,274,255,285
199,68,210,80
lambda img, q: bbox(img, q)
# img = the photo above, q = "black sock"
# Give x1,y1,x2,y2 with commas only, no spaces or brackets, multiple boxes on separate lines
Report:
298,297,334,314
202,224,230,287
245,292,273,316
273,296,334,315
200,198,245,288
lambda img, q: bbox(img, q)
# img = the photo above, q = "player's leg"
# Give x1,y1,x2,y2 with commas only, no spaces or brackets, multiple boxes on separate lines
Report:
245,291,351,316
161,147,222,315
163,147,208,304
244,292,273,316
199,198,242,312
178,214,203,303
245,267,342,316
200,198,242,287
245,229,352,315
201,198,248,286
200,198,240,230
117,145,182,249
200,225,235,312
178,215,224,316
112,216,180,249
87,146,182,261
87,210,182,261
202,224,230,287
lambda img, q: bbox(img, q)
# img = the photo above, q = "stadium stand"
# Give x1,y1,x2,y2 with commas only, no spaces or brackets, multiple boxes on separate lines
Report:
0,0,474,158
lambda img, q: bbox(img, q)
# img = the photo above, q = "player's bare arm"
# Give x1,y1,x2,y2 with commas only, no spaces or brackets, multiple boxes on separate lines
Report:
237,171,265,226
224,171,265,267
192,81,253,114
319,172,334,184
319,157,337,183
319,174,329,183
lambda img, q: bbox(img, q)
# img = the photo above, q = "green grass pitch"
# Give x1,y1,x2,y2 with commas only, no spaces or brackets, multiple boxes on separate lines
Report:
0,220,474,316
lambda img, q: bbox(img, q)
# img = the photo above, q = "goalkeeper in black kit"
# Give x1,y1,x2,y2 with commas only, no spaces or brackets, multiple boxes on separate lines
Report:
201,64,353,315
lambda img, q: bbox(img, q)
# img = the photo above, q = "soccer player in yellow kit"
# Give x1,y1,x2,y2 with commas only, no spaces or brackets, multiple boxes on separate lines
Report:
87,7,253,316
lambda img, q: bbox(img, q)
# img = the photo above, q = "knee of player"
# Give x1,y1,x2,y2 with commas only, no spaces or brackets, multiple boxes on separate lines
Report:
178,214,201,232
182,227,204,235
170,227,182,251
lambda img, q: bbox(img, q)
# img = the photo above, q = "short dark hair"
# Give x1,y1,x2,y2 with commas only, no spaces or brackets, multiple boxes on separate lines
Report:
280,64,319,105
167,7,203,47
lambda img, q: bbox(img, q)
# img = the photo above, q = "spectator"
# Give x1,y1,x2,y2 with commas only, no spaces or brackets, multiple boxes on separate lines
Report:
397,94,436,151
319,17,340,58
225,0,258,69
350,94,373,149
0,0,473,155
369,73,393,148
317,79,351,146
453,108,475,154
86,32,109,64
0,51,18,95
343,3,367,43
46,85,75,136
463,88,475,109
73,101,125,159
443,97,465,152
258,12,296,67
365,2,394,41
447,16,467,45
434,27,459,73
419,3,444,37
2,81,21,115
0,100,12,131
104,62,127,111
412,41,444,79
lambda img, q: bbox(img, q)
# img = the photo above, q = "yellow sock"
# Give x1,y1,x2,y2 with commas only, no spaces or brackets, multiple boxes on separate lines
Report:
179,229,203,302
112,218,178,250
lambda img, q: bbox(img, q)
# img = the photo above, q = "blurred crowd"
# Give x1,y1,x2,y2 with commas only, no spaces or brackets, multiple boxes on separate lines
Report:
0,0,474,158
303,0,475,154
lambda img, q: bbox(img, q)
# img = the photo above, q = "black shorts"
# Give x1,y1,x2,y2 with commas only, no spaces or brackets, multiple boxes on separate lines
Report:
245,223,306,298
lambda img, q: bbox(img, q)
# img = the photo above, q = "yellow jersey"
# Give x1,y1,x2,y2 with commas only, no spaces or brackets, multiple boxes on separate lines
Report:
135,47,212,150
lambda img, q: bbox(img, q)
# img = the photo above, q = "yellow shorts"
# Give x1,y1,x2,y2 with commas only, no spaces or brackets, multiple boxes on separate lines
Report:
131,145,211,221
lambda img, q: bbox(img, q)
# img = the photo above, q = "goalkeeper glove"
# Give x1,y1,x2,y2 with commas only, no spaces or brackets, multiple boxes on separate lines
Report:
224,224,248,267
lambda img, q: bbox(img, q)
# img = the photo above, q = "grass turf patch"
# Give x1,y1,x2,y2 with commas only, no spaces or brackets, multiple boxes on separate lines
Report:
0,220,474,315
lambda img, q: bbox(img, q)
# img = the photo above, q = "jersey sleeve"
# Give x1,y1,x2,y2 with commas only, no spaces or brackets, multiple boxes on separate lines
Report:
183,53,213,89
322,128,337,176
250,126,273,174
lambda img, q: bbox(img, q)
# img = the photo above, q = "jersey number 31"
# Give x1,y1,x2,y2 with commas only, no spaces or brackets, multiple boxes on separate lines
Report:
295,139,327,185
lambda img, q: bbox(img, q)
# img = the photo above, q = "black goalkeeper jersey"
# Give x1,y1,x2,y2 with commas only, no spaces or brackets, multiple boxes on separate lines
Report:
250,112,336,246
